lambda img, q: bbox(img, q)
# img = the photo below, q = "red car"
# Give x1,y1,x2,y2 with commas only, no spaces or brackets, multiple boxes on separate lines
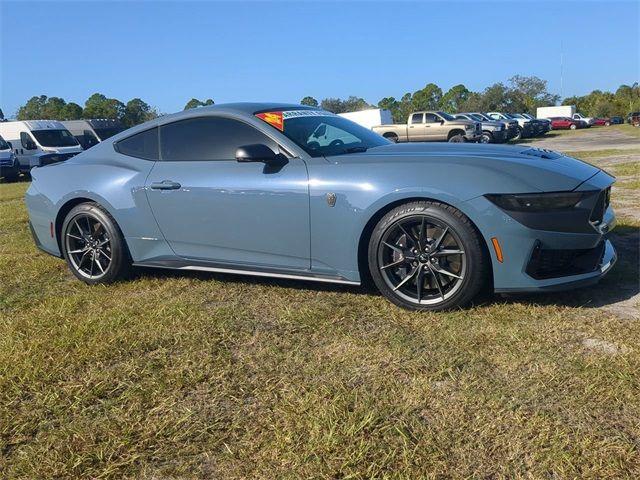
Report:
592,118,611,126
549,117,585,130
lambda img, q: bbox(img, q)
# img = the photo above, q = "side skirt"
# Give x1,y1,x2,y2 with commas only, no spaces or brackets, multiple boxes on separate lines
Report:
133,261,360,286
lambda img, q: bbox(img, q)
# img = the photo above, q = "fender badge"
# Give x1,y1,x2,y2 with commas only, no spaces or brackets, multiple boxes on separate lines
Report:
326,192,337,207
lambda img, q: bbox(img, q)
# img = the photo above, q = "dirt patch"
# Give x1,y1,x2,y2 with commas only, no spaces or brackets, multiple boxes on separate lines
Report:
582,338,628,354
524,128,640,152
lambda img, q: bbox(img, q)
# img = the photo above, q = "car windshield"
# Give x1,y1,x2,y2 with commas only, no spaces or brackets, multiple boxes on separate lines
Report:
437,111,456,121
509,113,525,119
31,129,79,147
0,136,9,150
469,113,486,121
94,127,125,140
255,109,389,157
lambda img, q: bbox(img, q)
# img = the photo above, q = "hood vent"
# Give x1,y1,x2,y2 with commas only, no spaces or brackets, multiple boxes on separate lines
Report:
521,148,562,160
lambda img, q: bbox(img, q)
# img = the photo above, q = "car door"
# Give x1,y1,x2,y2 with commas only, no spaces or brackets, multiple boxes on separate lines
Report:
424,113,445,140
145,115,311,269
407,113,426,141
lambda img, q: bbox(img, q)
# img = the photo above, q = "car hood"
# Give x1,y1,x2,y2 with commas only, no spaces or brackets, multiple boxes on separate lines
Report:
326,143,601,192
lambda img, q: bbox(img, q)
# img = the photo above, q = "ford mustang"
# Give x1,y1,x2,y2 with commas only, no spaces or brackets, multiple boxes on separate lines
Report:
25,103,617,311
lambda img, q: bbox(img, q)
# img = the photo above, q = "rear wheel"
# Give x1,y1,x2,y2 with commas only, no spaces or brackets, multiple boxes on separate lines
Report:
605,121,611,126
383,133,399,143
368,201,490,311
570,124,577,130
61,203,131,284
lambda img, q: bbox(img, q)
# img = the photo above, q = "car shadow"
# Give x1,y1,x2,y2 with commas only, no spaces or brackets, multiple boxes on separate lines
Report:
134,227,638,311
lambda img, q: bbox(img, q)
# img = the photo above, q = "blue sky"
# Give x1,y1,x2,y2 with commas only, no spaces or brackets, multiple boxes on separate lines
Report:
1,0,638,117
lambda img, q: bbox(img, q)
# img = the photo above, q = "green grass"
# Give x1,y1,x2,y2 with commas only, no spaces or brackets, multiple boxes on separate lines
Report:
1,180,639,479
562,149,640,162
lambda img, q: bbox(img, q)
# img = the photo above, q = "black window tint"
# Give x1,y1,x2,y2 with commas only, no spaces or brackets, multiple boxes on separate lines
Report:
424,113,439,123
116,127,159,160
411,113,423,124
160,117,277,161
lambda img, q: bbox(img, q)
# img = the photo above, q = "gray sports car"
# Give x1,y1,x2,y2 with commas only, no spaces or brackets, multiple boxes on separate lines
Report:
26,103,616,310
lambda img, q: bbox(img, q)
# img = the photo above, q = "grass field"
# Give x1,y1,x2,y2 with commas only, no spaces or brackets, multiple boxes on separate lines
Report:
1,134,639,478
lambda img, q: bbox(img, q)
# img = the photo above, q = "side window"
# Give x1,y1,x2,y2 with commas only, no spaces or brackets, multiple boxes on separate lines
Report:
159,117,278,161
410,113,424,124
83,130,100,148
424,113,439,123
20,132,36,149
115,127,159,160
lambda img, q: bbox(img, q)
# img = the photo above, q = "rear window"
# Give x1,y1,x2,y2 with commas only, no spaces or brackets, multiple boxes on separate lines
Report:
115,127,159,160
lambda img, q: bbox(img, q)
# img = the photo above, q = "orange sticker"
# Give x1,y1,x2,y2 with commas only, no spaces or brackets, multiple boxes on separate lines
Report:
255,111,284,131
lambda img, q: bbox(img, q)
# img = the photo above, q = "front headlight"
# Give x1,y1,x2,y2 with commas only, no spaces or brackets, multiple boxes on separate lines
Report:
485,192,586,212
465,124,474,130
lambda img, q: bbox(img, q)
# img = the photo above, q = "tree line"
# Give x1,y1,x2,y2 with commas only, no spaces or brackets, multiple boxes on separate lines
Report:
12,95,217,128
8,77,639,128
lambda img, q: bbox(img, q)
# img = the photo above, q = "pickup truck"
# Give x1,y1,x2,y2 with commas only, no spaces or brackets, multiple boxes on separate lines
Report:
372,111,481,143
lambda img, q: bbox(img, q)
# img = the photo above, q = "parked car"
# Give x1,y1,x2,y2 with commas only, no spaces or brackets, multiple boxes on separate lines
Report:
0,120,83,172
0,134,19,181
628,112,640,126
474,113,520,140
486,112,534,139
591,118,611,127
572,113,594,126
453,113,507,143
548,117,585,130
373,111,481,143
25,103,617,311
510,113,547,136
609,116,624,125
61,119,125,150
521,113,552,133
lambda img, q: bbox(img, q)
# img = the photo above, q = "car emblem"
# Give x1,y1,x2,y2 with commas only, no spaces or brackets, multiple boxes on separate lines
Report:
326,192,337,207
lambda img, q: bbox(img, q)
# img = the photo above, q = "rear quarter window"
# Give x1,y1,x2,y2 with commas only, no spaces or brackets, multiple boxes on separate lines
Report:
115,127,159,160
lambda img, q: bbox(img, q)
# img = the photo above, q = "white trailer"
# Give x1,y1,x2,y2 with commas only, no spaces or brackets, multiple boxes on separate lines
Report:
536,105,575,119
0,120,83,171
338,108,393,129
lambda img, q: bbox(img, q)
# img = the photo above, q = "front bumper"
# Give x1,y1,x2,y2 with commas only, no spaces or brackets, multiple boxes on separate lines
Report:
490,129,508,142
0,161,19,178
464,131,481,142
464,170,617,293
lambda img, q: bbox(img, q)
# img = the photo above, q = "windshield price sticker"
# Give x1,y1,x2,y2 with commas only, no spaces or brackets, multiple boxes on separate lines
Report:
255,110,335,130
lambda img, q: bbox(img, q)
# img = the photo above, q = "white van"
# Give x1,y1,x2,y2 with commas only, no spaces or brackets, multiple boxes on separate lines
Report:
0,120,83,172
61,119,125,149
0,134,19,180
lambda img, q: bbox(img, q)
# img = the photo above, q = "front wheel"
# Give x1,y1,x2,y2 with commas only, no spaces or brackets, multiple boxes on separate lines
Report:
512,127,523,140
480,132,492,144
368,201,490,311
605,121,610,126
61,203,131,284
448,134,466,143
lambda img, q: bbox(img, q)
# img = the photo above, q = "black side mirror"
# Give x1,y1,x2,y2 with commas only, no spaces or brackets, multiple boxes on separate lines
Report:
24,139,36,150
236,144,286,165
7,141,12,149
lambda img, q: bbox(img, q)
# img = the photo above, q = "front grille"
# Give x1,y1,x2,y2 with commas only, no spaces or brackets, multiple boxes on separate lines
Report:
526,241,605,279
590,187,610,224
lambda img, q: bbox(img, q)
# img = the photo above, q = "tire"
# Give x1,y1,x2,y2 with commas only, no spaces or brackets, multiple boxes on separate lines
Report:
512,127,523,141
61,202,131,284
605,121,610,126
448,134,466,143
368,201,490,311
480,131,492,144
570,124,577,130
383,133,399,143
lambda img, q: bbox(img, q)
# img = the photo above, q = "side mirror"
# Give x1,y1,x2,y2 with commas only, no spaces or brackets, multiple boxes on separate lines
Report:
24,139,37,150
236,144,286,165
313,124,327,138
7,141,12,149
440,120,445,125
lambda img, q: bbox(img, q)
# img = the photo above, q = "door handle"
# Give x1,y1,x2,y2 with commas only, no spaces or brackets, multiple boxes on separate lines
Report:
150,180,181,190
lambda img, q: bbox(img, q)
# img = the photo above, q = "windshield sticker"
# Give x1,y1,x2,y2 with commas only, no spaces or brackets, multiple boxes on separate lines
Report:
255,112,284,131
255,110,336,130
